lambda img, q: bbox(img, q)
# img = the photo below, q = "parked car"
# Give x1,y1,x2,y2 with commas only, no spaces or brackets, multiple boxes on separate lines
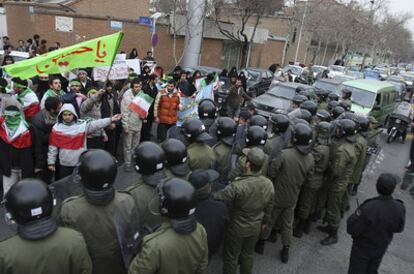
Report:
251,82,315,117
340,79,397,125
386,81,406,98
240,67,274,97
328,65,346,78
333,74,356,83
374,67,390,80
311,65,328,79
281,65,305,81
344,69,364,79
364,68,382,80
183,66,221,77
399,72,414,91
313,78,342,94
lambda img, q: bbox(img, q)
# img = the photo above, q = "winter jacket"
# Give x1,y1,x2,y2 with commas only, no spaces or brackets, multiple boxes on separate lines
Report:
31,109,55,169
121,89,142,131
47,104,111,167
80,93,106,138
154,89,180,125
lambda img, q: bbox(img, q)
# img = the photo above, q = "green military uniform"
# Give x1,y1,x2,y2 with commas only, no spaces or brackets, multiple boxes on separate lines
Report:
264,133,285,170
187,142,216,170
297,143,330,220
0,227,92,274
212,140,233,181
59,192,139,274
268,147,314,246
214,170,274,274
127,180,167,231
227,147,269,181
128,222,208,274
165,168,190,180
326,139,356,229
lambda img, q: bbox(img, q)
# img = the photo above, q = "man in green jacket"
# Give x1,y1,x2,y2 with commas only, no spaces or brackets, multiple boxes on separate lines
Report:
267,123,315,263
318,119,357,246
59,150,140,274
212,117,237,183
294,121,331,238
183,118,216,170
128,178,208,274
0,178,92,274
127,142,168,231
214,147,274,274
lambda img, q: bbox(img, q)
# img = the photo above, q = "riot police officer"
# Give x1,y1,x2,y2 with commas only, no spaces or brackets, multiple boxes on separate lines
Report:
127,142,168,231
214,147,274,274
332,106,345,119
183,118,216,170
328,93,339,102
228,125,268,180
327,100,339,114
198,98,217,132
288,94,308,119
339,99,352,112
300,100,318,117
342,88,352,105
128,178,209,274
315,89,330,111
162,139,191,180
267,123,314,263
212,117,237,183
0,178,92,274
316,110,332,122
318,119,357,246
265,113,290,173
295,122,331,238
249,114,268,130
350,115,369,196
59,149,140,274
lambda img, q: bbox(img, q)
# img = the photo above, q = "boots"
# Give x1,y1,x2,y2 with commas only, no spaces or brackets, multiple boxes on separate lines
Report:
303,219,311,234
267,229,278,243
254,240,265,255
293,219,305,238
280,245,289,263
320,228,338,246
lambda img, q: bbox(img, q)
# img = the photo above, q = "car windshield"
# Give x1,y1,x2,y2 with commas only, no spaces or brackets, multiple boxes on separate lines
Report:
268,85,295,99
244,70,261,82
402,74,414,81
313,81,338,93
330,66,345,72
312,66,325,73
341,85,376,108
283,66,302,75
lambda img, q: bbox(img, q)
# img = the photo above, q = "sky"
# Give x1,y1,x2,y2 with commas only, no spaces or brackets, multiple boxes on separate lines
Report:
388,0,414,34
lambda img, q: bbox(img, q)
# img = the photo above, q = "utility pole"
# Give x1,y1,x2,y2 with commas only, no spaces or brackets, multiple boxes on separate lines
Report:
294,0,308,64
181,0,205,68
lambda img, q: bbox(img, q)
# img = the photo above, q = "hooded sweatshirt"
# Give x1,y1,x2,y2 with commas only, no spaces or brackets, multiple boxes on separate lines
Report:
48,103,111,167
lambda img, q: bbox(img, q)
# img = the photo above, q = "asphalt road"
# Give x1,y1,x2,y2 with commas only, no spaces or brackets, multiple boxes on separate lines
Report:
0,131,413,273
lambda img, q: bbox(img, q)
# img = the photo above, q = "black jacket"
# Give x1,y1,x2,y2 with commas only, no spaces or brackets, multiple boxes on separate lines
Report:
142,83,158,122
31,110,54,169
347,195,405,249
194,193,229,259
0,135,34,178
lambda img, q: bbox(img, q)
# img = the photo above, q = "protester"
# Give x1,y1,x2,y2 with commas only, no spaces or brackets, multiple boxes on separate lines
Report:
101,81,120,156
12,77,40,121
40,76,65,109
77,69,94,95
141,74,158,141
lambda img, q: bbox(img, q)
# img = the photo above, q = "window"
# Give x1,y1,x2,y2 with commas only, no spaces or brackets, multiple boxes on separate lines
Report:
375,94,381,106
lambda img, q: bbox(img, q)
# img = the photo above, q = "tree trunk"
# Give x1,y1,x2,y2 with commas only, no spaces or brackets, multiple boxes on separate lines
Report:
239,42,249,68
321,42,328,65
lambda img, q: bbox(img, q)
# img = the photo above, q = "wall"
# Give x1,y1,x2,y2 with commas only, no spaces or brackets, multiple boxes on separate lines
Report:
0,7,7,41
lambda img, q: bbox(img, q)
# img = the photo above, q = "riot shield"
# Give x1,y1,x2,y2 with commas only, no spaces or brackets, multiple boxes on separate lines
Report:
112,195,143,269
49,173,83,217
0,203,17,242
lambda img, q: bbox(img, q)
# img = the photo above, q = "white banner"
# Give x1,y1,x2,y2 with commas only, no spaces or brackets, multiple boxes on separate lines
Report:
93,54,129,81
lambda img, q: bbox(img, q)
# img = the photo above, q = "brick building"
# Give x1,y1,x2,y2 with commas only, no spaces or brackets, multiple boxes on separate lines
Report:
4,0,310,71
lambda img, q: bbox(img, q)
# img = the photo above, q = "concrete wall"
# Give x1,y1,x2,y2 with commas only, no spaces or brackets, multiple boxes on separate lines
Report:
0,7,7,42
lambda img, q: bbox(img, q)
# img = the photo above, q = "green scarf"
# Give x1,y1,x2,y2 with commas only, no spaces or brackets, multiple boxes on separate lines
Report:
45,88,65,98
3,110,26,135
16,87,33,103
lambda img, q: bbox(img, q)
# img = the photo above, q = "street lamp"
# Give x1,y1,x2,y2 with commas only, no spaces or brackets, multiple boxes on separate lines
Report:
150,12,166,58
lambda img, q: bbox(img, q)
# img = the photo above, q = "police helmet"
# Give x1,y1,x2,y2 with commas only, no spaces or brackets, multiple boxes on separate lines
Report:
342,89,352,98
316,110,331,122
292,94,308,105
198,99,217,119
300,100,318,116
332,106,345,119
182,118,212,142
216,117,237,145
292,123,313,154
269,114,290,133
249,115,268,130
328,93,339,102
336,119,356,142
299,109,313,123
246,125,267,147
134,142,166,175
339,100,352,111
328,100,339,111
358,116,369,133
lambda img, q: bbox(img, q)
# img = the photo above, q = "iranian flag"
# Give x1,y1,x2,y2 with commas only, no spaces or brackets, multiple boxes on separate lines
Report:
128,92,154,119
19,91,40,119
49,122,87,150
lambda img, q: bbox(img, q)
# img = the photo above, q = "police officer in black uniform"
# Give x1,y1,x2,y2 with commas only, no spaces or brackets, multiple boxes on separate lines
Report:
347,173,405,274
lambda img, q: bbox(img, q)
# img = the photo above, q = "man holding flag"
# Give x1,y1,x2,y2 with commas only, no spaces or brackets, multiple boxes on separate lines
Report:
11,77,40,121
121,78,154,172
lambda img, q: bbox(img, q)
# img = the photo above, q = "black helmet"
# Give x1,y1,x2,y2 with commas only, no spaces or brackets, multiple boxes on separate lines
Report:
299,109,312,123
78,150,117,191
298,89,312,100
5,178,53,225
339,100,351,111
300,100,317,116
294,118,310,126
292,94,308,105
246,125,267,147
295,86,305,94
158,178,197,234
269,114,290,133
198,99,216,119
182,118,212,143
358,116,369,132
161,139,190,176
316,121,331,145
328,93,339,101
341,112,360,131
327,100,339,111
216,117,237,145
336,119,356,142
134,142,166,175
317,110,331,122
332,106,345,119
249,115,268,130
292,123,313,154
342,89,352,98
315,88,329,100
